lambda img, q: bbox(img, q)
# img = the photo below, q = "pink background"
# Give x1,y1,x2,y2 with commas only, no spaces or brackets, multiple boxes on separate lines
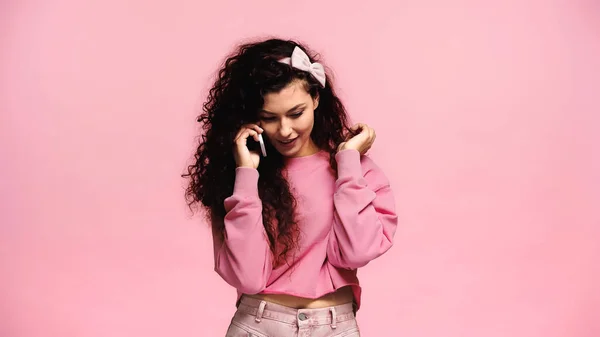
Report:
1,0,599,336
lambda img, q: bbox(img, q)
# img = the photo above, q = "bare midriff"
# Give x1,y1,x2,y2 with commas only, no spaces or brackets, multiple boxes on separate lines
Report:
244,285,354,309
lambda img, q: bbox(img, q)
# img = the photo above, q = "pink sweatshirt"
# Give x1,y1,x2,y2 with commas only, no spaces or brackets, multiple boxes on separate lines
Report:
211,149,398,310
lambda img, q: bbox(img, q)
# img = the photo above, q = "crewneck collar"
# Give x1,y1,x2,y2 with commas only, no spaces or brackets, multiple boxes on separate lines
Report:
284,150,330,171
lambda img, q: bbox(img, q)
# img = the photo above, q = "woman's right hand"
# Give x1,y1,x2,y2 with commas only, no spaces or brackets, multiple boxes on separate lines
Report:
233,124,264,169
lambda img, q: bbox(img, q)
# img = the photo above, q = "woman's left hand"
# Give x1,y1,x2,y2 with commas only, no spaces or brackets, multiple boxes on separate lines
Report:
337,123,376,155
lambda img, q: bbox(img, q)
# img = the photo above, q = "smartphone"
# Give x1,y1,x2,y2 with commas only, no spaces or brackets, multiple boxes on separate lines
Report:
248,134,267,157
257,134,267,157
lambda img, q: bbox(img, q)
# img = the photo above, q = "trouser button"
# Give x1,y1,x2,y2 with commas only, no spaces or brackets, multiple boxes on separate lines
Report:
298,313,307,321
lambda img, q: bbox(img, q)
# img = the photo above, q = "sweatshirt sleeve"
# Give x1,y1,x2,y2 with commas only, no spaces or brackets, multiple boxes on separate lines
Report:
327,149,399,270
212,167,273,294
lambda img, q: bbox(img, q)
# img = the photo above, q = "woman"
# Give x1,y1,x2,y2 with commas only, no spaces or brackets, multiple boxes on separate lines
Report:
185,38,398,336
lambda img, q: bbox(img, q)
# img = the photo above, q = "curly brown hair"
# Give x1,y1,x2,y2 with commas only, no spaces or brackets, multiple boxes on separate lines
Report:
184,38,355,267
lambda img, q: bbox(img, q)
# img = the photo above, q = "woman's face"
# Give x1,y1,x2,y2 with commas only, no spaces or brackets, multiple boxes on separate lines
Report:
258,80,320,158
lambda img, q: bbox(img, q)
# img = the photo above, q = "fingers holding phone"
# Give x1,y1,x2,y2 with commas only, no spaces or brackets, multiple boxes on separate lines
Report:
233,124,264,168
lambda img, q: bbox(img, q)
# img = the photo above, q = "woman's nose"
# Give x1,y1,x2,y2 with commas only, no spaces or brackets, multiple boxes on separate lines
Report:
278,120,293,138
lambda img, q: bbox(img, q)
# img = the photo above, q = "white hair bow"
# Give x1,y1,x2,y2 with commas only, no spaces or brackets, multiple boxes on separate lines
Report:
278,46,326,88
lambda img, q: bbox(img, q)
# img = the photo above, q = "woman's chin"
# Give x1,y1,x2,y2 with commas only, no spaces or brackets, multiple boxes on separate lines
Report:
272,135,319,158
276,147,299,158
278,140,319,158
274,138,300,156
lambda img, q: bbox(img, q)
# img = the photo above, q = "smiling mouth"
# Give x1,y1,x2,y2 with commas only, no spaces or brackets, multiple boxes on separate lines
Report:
278,138,298,146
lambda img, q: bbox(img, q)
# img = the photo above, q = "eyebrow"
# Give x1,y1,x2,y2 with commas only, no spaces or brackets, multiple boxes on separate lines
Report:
260,104,306,115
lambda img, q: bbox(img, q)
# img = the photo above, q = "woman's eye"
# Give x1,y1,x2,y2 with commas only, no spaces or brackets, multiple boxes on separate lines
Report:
260,110,302,121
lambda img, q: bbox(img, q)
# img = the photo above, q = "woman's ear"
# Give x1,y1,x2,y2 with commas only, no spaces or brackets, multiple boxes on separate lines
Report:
313,93,320,110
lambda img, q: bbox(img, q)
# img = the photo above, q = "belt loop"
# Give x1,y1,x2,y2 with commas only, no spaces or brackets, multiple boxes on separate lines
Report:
255,300,267,323
330,307,337,329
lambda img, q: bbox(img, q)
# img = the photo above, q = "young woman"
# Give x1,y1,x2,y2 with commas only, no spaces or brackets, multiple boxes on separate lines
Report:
185,38,398,337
